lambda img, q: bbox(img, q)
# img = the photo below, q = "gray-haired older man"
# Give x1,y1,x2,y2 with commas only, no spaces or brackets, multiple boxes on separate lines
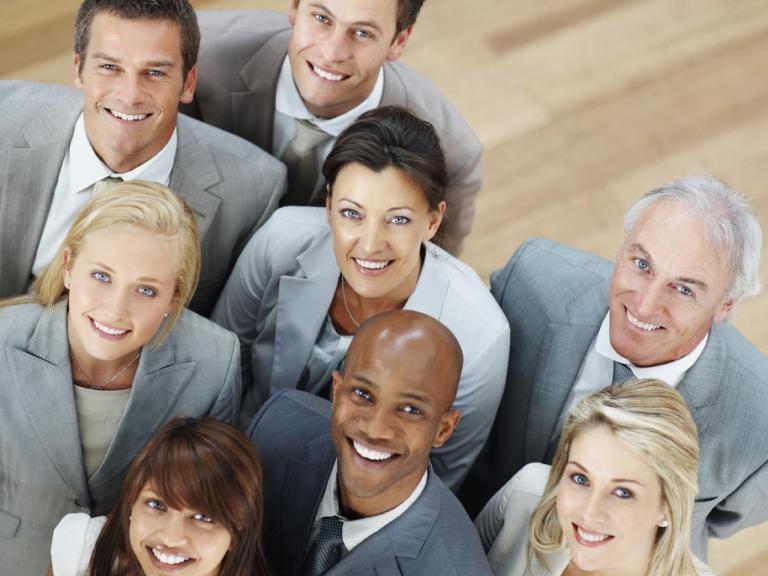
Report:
461,176,768,559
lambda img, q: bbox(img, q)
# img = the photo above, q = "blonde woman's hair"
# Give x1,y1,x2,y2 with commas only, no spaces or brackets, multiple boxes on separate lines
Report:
528,379,700,576
4,180,200,344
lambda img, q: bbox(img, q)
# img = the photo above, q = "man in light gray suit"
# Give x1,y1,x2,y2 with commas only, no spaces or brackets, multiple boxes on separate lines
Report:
461,176,768,559
182,0,482,255
0,0,286,316
248,310,492,576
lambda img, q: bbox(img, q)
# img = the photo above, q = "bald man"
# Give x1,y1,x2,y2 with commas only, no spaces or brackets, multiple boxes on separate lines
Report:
247,310,492,576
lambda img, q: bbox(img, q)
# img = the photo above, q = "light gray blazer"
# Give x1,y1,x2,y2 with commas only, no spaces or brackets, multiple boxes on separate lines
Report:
463,238,768,559
0,301,240,576
0,80,286,316
212,207,510,490
183,9,483,255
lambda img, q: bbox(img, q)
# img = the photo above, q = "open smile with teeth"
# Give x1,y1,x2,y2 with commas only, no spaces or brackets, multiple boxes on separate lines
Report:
575,524,613,544
311,63,347,82
150,546,193,566
354,258,392,270
108,108,149,121
626,308,662,331
92,318,129,336
352,439,394,462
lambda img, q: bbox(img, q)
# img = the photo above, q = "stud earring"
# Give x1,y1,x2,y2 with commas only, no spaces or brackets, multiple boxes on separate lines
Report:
164,312,169,318
659,519,669,528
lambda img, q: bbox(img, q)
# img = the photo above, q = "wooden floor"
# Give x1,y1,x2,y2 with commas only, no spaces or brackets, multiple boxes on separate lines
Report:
3,1,767,573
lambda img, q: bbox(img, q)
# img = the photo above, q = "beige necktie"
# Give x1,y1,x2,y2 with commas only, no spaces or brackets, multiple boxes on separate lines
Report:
280,118,332,206
92,176,123,195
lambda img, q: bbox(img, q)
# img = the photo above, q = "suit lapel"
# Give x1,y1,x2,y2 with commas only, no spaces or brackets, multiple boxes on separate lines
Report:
5,303,88,505
380,63,405,107
403,244,450,316
0,102,78,294
270,230,338,394
233,29,291,152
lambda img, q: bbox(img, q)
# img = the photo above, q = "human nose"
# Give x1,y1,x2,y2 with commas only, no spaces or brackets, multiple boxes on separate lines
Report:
116,71,144,106
158,512,189,547
321,27,352,62
360,407,396,441
102,288,130,321
635,277,665,319
360,219,385,253
579,489,608,526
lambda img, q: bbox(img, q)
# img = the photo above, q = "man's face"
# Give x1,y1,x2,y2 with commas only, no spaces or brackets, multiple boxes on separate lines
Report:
74,13,197,173
287,0,412,119
330,329,459,517
609,201,733,367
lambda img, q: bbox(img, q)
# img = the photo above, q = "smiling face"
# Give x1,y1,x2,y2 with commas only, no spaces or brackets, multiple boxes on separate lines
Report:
129,483,231,576
65,225,177,371
327,162,443,307
608,201,733,367
74,12,197,173
330,320,460,518
287,0,412,118
556,426,666,576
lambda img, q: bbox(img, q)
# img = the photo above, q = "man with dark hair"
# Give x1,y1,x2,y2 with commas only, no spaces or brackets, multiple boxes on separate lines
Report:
183,0,482,255
0,0,286,315
249,310,493,576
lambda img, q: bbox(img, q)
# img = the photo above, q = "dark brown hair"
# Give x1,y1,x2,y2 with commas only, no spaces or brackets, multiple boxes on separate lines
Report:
322,105,448,211
88,417,269,576
74,0,200,77
395,0,426,33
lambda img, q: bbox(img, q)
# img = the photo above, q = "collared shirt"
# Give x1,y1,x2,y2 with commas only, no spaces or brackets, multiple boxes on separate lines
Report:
308,461,427,557
273,55,384,161
32,114,177,276
552,312,708,436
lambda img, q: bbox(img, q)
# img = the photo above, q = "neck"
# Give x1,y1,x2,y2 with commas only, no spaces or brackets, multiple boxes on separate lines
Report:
563,557,651,576
67,325,140,390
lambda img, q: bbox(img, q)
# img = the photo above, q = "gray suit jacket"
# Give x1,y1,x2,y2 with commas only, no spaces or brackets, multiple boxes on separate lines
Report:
247,389,493,576
460,238,768,559
0,80,287,316
182,10,483,255
212,207,509,489
0,301,240,576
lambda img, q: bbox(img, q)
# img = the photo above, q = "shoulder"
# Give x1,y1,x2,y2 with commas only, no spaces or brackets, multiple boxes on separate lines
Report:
167,309,238,353
499,462,551,503
0,302,46,344
253,206,331,256
246,390,332,453
51,513,107,576
0,79,81,106
0,81,81,137
197,9,290,43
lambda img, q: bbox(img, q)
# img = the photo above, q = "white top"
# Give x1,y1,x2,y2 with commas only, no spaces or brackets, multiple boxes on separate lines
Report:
32,114,177,275
51,513,107,576
273,55,384,159
553,312,708,436
309,460,427,557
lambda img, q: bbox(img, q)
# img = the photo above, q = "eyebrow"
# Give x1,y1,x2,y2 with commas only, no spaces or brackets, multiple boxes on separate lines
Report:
568,460,647,487
308,2,385,34
90,51,176,69
337,198,416,212
350,375,433,405
628,242,709,293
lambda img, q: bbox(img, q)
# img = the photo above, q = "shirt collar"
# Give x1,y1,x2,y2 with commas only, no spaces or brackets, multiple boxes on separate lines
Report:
596,312,708,386
275,56,384,137
69,113,178,194
316,460,427,552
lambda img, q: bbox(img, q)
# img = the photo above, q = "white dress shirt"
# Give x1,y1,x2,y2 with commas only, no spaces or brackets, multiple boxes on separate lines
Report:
309,460,427,557
32,114,177,275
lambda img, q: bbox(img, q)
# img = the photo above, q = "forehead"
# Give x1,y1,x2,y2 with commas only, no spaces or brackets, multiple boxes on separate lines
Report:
86,12,183,62
333,164,428,210
77,225,177,279
568,426,658,486
302,0,399,29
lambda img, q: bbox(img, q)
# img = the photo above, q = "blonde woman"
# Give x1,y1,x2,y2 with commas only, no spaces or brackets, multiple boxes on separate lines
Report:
475,380,713,576
0,181,240,575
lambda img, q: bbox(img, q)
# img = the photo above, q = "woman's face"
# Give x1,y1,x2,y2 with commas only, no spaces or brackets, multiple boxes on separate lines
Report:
327,163,444,303
65,225,177,366
129,483,232,576
556,425,667,576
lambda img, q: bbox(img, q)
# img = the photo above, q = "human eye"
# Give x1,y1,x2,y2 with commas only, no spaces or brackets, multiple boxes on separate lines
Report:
675,284,694,298
340,208,361,220
352,387,372,402
313,12,330,24
633,258,649,271
570,473,589,486
354,28,375,40
192,512,214,524
137,286,157,297
388,215,410,225
92,271,110,283
99,63,118,71
401,405,423,415
147,68,165,77
613,487,634,499
146,498,166,511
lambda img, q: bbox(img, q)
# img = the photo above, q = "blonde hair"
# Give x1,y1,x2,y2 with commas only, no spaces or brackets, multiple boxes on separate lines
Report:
7,180,200,344
528,379,700,576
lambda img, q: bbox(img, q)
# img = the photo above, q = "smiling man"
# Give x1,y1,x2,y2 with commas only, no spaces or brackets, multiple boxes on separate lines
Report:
0,0,286,316
182,0,482,255
461,175,768,559
248,310,492,576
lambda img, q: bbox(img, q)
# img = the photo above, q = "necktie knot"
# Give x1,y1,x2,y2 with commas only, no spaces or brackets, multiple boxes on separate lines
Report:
92,176,123,195
305,515,344,576
281,118,333,206
612,361,636,385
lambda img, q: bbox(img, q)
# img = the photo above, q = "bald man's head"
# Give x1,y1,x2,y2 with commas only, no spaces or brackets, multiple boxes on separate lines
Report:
330,310,463,518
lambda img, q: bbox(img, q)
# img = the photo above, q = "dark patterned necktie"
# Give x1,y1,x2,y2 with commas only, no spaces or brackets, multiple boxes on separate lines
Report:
281,118,332,206
305,516,344,576
612,361,636,385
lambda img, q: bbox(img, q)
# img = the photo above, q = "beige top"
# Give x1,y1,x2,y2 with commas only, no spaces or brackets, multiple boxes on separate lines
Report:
73,385,131,478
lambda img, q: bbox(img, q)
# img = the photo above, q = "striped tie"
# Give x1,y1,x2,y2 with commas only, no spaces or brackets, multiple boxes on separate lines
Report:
612,361,636,385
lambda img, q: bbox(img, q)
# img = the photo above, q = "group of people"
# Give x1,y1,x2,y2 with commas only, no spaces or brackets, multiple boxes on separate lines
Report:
0,0,765,575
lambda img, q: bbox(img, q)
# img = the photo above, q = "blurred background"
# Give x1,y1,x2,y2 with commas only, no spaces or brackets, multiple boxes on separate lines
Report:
3,0,766,572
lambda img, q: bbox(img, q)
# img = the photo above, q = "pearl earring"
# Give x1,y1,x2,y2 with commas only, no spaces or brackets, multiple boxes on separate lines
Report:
659,519,669,528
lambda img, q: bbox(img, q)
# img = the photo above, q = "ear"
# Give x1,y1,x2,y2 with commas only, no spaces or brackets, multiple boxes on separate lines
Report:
288,0,300,26
325,191,333,223
179,65,198,104
432,409,461,448
73,52,83,90
330,370,343,404
387,25,413,61
713,298,733,322
424,201,445,241
63,248,73,288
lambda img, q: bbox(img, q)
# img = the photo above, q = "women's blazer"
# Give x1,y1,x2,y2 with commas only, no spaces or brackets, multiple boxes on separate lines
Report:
0,301,240,576
213,206,510,490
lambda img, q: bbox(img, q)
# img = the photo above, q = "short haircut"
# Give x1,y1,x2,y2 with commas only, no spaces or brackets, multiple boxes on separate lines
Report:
396,0,427,33
322,105,448,212
74,0,200,77
623,175,763,307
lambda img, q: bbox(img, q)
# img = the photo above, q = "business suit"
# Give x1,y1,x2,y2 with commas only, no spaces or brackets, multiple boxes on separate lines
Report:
248,389,493,576
182,10,483,255
0,80,287,316
213,206,510,490
475,463,714,576
461,238,768,559
0,301,240,576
